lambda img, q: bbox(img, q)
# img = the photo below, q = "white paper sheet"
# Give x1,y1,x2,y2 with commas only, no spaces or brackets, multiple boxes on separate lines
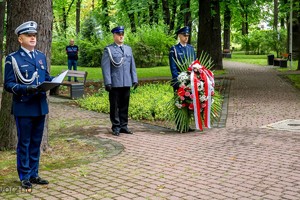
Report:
51,70,68,83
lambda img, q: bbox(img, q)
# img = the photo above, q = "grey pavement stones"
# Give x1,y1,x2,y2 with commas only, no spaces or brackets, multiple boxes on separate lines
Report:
1,61,300,199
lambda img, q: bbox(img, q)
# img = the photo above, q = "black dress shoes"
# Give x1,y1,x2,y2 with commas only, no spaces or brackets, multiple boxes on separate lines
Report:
29,177,49,185
112,131,120,136
21,180,32,189
120,129,133,134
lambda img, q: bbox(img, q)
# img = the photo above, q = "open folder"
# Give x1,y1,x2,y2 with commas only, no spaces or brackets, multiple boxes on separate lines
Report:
37,70,68,92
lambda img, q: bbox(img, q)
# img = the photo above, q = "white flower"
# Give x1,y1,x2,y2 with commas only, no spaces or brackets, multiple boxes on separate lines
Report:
200,95,207,102
177,72,189,82
175,102,182,109
197,81,204,91
193,63,203,70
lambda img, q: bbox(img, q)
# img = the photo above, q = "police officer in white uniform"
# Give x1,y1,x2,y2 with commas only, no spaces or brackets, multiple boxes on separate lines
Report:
101,26,138,136
4,21,52,189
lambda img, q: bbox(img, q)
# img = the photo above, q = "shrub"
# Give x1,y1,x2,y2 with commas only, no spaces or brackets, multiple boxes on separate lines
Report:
52,24,176,68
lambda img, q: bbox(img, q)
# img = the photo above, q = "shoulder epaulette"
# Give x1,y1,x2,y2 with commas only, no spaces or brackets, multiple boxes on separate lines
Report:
8,51,17,56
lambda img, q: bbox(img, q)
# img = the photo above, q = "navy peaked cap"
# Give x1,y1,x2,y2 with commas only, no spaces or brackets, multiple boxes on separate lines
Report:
15,21,38,35
111,26,124,34
176,26,190,35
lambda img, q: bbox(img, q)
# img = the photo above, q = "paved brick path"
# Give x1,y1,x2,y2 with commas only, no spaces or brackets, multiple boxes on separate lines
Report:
1,61,300,199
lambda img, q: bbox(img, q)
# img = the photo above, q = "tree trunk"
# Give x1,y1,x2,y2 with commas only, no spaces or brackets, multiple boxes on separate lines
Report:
198,0,223,70
153,0,159,24
76,0,81,35
149,0,154,25
0,91,16,150
210,0,222,70
274,0,278,31
0,0,53,151
170,0,177,34
223,0,231,51
102,0,109,32
0,0,6,85
62,7,67,38
162,0,171,29
184,0,192,44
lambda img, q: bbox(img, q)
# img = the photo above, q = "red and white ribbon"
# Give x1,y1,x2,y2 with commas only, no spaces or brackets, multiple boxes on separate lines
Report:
190,71,203,131
190,60,214,130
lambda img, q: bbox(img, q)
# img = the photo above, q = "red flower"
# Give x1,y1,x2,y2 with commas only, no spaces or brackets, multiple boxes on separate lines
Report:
177,87,185,97
188,103,194,110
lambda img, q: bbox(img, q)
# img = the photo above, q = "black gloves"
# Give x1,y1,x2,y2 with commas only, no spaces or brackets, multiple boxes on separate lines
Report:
105,84,112,92
27,85,39,94
133,82,138,90
173,82,180,90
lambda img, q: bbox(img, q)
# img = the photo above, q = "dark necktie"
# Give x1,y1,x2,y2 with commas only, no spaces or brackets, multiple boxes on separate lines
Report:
30,51,35,61
120,46,124,53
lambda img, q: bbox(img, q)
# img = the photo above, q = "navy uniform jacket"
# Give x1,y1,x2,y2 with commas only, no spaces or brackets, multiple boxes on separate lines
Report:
101,43,138,87
169,43,196,82
4,48,52,117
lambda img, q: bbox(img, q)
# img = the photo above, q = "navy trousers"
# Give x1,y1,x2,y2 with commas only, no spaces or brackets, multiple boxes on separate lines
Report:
15,115,45,181
109,87,130,132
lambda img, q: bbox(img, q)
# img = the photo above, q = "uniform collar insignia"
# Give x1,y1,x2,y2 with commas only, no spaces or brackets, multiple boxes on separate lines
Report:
20,52,25,56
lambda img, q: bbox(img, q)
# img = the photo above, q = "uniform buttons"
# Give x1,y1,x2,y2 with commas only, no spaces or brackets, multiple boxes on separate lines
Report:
38,82,41,84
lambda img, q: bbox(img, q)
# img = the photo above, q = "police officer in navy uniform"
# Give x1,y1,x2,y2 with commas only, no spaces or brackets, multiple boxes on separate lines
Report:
169,26,196,90
4,21,52,189
101,26,138,136
169,26,196,132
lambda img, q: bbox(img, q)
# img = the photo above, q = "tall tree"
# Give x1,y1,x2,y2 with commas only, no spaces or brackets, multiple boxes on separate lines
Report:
169,0,177,33
162,0,171,30
178,0,192,43
102,0,109,32
149,0,159,25
223,0,231,51
122,0,136,32
239,0,250,35
0,0,53,151
0,0,6,85
198,0,223,70
76,0,81,35
274,0,279,30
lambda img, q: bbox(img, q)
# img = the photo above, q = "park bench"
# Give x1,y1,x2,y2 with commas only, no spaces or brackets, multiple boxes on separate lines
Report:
273,53,289,68
222,49,232,58
50,70,88,99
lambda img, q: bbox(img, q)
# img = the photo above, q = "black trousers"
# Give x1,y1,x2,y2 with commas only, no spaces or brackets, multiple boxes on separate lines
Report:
109,87,130,131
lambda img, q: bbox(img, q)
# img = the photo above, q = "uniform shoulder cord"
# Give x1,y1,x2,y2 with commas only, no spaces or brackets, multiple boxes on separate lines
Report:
106,46,124,67
10,55,37,84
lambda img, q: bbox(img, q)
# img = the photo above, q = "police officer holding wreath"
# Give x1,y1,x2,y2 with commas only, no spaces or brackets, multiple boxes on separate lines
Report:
101,26,138,136
169,26,196,132
169,26,196,90
4,21,52,189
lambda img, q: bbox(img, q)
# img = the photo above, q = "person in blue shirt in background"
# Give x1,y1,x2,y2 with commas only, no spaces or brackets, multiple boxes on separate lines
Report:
4,21,52,189
66,39,79,82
